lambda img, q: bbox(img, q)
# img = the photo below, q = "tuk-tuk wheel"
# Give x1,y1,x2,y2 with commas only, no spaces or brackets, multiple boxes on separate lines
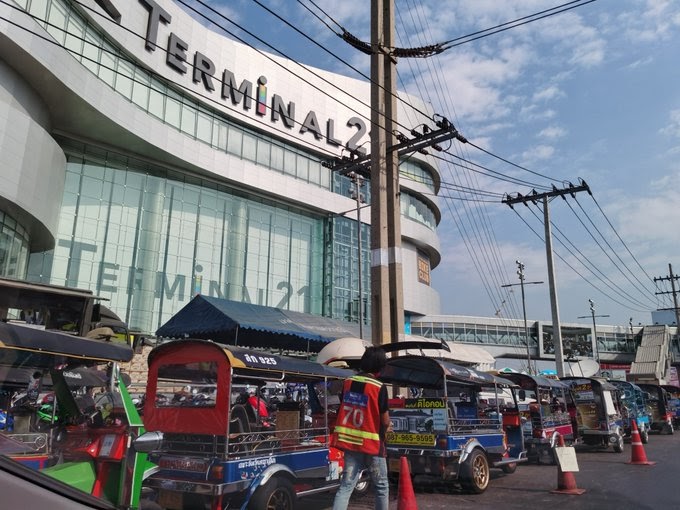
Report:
640,427,649,444
460,449,490,494
537,446,556,465
250,476,295,510
612,431,624,453
501,462,517,474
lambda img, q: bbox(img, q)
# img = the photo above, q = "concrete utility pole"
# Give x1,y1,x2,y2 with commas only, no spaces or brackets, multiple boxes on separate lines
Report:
502,180,591,377
501,261,543,374
654,263,680,328
370,0,402,346
578,299,609,364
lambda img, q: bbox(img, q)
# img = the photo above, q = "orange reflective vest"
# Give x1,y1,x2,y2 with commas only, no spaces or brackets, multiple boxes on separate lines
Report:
333,375,383,455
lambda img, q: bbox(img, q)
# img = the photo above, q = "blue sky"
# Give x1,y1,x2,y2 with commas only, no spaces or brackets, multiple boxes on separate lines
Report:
183,0,680,329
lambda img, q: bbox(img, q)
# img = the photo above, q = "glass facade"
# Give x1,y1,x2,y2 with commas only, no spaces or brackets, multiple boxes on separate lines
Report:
28,142,326,334
0,211,30,278
14,0,436,335
330,217,370,326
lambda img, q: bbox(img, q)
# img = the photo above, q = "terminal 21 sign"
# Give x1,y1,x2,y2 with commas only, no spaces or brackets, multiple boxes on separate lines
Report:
137,0,368,155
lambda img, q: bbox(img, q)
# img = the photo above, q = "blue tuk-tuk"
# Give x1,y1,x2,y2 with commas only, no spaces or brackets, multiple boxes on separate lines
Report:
609,380,651,443
637,383,674,434
562,377,625,453
378,347,527,494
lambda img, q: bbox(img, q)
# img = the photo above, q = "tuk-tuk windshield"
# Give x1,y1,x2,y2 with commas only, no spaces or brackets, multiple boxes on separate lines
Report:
154,361,218,408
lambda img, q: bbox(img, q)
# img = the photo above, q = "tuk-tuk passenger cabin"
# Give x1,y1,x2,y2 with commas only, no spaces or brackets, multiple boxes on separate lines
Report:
609,380,651,443
637,383,674,435
501,372,576,464
136,339,353,510
377,352,526,494
660,384,680,428
562,377,625,453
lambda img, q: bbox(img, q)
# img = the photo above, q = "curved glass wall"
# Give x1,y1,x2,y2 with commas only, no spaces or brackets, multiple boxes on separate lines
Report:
400,159,436,193
400,191,437,230
27,141,325,334
0,211,30,278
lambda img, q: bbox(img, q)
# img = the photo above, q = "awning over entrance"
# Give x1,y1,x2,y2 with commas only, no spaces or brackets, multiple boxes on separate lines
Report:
155,295,362,353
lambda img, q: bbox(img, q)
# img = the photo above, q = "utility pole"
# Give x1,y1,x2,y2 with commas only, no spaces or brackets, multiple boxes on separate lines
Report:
502,261,543,374
502,180,591,377
348,172,365,339
369,0,397,346
578,299,609,365
654,263,680,328
325,0,461,346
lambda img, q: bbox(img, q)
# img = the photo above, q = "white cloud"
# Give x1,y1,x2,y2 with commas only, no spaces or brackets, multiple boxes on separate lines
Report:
533,86,564,102
659,109,680,138
521,144,555,162
537,126,567,139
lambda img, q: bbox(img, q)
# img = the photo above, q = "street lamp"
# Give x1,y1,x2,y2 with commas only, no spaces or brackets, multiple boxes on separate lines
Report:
502,260,543,374
577,298,609,364
348,172,365,339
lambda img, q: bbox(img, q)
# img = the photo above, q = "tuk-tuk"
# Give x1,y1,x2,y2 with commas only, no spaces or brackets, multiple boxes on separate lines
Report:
134,339,354,510
377,347,527,494
0,321,156,509
500,373,577,464
637,383,674,434
660,385,680,428
562,377,625,452
609,380,651,443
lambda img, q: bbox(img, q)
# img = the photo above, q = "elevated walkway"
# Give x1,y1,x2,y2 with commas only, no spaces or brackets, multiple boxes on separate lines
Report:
628,325,671,384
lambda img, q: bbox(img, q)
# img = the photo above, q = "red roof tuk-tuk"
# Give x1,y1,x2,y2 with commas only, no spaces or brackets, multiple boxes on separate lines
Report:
134,339,353,510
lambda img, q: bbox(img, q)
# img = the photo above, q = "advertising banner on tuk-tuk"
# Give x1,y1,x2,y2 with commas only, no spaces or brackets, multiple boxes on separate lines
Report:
570,383,600,430
386,398,447,446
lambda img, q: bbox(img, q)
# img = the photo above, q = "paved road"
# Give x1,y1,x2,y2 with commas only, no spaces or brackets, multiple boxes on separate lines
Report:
307,432,679,510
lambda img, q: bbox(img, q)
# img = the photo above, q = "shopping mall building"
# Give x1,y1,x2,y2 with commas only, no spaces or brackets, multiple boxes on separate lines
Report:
0,0,442,336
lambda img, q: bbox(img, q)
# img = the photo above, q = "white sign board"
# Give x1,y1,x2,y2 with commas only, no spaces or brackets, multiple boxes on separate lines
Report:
555,446,579,472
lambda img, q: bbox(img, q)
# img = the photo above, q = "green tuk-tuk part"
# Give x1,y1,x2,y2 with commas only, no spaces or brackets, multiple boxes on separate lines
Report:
42,460,97,494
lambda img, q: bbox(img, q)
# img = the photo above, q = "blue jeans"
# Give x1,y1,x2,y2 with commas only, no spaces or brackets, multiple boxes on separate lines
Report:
332,450,389,510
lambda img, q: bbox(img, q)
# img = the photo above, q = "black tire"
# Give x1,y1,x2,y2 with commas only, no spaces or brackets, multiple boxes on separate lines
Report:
501,462,517,474
537,447,556,465
640,427,649,444
459,449,490,494
612,431,624,453
352,478,370,498
249,476,295,510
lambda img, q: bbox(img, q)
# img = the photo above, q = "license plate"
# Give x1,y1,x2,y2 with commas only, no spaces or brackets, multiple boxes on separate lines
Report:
159,490,183,510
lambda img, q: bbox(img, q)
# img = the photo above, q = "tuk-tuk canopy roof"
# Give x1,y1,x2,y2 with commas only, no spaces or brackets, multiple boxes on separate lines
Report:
500,372,570,391
561,376,620,392
155,295,361,353
148,339,353,380
0,321,133,369
380,354,514,389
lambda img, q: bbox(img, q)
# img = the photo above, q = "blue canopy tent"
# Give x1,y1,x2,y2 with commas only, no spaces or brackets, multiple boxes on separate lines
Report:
155,295,362,353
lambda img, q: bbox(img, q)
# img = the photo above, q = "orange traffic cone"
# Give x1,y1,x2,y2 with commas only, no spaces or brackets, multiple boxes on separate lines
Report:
397,456,417,510
627,421,656,466
551,434,586,495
